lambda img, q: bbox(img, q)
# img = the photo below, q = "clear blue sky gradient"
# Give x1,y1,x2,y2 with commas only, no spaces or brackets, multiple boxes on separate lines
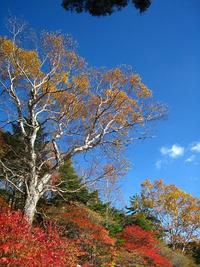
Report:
1,0,200,205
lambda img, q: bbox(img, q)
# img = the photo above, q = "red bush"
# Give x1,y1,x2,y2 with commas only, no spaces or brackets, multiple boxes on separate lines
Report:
63,205,115,246
61,205,115,266
0,205,173,267
0,207,81,267
122,225,172,267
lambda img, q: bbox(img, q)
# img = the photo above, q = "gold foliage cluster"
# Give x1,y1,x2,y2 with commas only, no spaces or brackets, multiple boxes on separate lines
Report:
0,29,165,154
141,179,200,250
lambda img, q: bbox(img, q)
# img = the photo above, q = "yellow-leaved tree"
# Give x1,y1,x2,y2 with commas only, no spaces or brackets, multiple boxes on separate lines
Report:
0,19,165,224
141,179,200,252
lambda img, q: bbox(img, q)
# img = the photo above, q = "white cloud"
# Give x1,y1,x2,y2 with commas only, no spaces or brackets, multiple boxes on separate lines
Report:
191,142,200,153
185,155,195,163
160,144,184,158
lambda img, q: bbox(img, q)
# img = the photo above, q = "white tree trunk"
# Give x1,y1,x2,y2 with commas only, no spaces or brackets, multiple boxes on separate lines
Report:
24,173,51,224
24,190,40,224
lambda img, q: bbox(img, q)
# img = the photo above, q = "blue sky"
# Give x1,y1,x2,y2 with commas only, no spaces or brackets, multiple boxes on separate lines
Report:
1,0,200,204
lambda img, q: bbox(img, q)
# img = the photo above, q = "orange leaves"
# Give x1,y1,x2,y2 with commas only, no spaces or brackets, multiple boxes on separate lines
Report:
103,68,151,102
0,30,163,157
98,71,151,129
130,74,141,84
17,49,41,76
0,27,166,232
61,71,69,84
42,32,65,62
130,74,152,98
0,37,41,79
0,38,14,59
73,75,90,93
103,88,139,127
140,83,152,98
132,112,143,123
141,178,154,189
66,50,79,66
53,71,69,84
66,50,85,69
103,69,152,100
43,32,65,50
103,68,124,83
141,179,200,250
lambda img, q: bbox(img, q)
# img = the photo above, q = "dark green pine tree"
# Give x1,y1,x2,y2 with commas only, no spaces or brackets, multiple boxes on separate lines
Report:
126,194,162,232
87,190,108,212
50,160,91,205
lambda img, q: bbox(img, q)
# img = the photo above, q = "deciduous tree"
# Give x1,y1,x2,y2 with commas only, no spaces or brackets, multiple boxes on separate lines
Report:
140,179,200,252
0,19,165,223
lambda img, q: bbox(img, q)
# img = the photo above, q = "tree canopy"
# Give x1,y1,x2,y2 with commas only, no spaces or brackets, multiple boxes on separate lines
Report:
0,19,165,223
133,179,200,252
62,0,152,16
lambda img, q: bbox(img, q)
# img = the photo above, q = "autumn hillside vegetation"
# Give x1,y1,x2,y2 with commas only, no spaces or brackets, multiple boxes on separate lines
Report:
0,162,199,266
0,20,199,266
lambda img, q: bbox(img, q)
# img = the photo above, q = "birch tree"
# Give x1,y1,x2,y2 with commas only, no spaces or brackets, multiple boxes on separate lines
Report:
140,179,200,252
0,19,165,223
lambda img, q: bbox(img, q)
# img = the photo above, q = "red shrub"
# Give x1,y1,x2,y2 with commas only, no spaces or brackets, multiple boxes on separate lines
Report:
63,205,115,246
0,207,81,267
82,263,93,267
122,225,172,267
60,205,115,266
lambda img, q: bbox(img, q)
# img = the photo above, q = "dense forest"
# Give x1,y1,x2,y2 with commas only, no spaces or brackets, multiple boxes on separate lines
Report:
0,16,199,267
